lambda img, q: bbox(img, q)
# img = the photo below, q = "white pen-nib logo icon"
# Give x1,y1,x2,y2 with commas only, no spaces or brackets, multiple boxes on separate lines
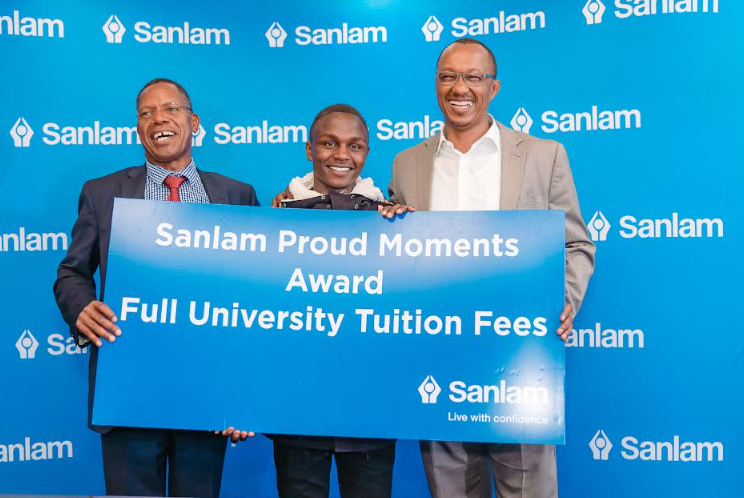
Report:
419,375,441,404
589,429,613,460
266,22,287,48
510,107,533,134
102,15,126,43
10,117,34,147
583,0,606,25
16,330,39,359
422,15,444,42
192,124,206,147
587,211,611,241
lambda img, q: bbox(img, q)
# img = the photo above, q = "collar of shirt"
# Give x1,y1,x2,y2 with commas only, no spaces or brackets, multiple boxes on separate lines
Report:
436,115,501,157
145,159,198,186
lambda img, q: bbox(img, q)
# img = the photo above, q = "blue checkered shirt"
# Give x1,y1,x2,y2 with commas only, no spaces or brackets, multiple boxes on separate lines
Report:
145,160,210,204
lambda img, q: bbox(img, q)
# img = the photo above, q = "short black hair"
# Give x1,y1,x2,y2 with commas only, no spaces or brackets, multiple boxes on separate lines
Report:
436,38,497,76
136,78,193,111
309,103,368,141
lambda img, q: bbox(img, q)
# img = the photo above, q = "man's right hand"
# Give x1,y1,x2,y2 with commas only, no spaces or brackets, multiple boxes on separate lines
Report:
271,187,293,207
76,300,121,347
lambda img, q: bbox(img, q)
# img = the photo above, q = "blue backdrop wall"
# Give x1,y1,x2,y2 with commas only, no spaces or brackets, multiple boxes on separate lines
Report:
1,0,740,496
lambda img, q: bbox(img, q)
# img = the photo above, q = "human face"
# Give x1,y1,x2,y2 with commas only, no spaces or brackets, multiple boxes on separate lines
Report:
436,44,500,131
306,112,369,194
136,82,199,171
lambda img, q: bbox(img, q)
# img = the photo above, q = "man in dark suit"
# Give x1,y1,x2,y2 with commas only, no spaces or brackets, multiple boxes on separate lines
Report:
53,78,259,497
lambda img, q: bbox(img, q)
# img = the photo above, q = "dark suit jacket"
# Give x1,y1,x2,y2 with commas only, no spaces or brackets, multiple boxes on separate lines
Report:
53,165,260,432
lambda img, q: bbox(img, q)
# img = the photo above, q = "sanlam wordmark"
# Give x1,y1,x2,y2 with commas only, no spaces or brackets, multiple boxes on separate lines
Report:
103,14,230,45
446,10,546,38
0,10,64,37
0,438,73,463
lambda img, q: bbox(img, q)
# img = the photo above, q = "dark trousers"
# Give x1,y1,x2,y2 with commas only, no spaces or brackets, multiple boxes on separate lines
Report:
101,427,227,497
274,443,396,498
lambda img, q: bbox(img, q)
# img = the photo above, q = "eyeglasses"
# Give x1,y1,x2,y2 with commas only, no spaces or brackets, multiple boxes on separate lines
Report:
137,104,192,119
436,71,496,87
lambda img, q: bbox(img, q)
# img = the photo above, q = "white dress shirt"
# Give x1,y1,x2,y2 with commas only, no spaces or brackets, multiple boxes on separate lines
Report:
429,116,501,211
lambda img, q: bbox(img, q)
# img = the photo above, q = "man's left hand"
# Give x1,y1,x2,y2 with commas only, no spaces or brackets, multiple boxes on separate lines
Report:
214,427,255,443
556,304,573,342
378,203,416,219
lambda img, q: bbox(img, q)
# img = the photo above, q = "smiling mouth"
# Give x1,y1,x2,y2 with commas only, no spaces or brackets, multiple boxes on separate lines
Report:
153,131,176,141
449,100,474,108
328,165,353,173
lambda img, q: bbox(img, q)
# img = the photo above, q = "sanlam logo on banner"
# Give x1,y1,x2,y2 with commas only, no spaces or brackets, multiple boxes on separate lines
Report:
0,10,64,37
583,0,719,25
590,430,724,462
417,376,549,406
102,14,230,45
419,375,442,403
510,106,642,134
587,211,724,240
266,20,387,47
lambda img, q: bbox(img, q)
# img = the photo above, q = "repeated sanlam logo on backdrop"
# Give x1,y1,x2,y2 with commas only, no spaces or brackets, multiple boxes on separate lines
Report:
8,118,205,148
0,438,74,463
10,117,33,147
265,20,387,47
15,330,39,359
421,9,546,41
590,429,724,462
587,211,724,240
14,329,87,359
583,0,719,25
509,106,642,134
0,10,64,37
101,14,230,45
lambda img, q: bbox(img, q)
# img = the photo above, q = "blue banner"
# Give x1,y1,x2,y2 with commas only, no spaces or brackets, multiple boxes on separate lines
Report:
93,198,566,444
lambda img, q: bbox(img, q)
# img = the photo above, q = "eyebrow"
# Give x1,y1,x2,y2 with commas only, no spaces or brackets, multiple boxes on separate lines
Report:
438,67,485,73
137,101,184,109
317,132,368,142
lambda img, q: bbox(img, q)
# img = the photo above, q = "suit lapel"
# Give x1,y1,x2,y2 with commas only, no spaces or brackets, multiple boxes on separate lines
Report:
416,134,439,210
498,122,526,210
122,165,146,198
199,169,228,205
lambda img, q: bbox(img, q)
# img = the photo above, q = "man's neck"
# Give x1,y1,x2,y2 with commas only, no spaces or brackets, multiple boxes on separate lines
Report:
146,155,192,173
443,118,492,154
312,181,351,195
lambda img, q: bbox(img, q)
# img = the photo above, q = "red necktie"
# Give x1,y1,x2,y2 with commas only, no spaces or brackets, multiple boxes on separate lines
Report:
164,175,186,202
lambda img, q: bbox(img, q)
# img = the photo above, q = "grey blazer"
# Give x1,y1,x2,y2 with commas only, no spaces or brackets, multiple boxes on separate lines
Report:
388,121,595,315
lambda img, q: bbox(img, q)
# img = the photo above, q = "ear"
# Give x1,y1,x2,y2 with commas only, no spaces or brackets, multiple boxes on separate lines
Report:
191,112,200,134
490,79,501,101
305,141,313,161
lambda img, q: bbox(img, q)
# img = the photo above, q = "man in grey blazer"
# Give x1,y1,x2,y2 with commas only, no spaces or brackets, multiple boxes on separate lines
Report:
388,38,595,498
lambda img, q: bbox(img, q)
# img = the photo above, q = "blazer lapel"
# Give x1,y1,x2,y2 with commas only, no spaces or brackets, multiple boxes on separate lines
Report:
498,122,526,210
199,169,228,205
415,134,439,211
121,165,147,199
